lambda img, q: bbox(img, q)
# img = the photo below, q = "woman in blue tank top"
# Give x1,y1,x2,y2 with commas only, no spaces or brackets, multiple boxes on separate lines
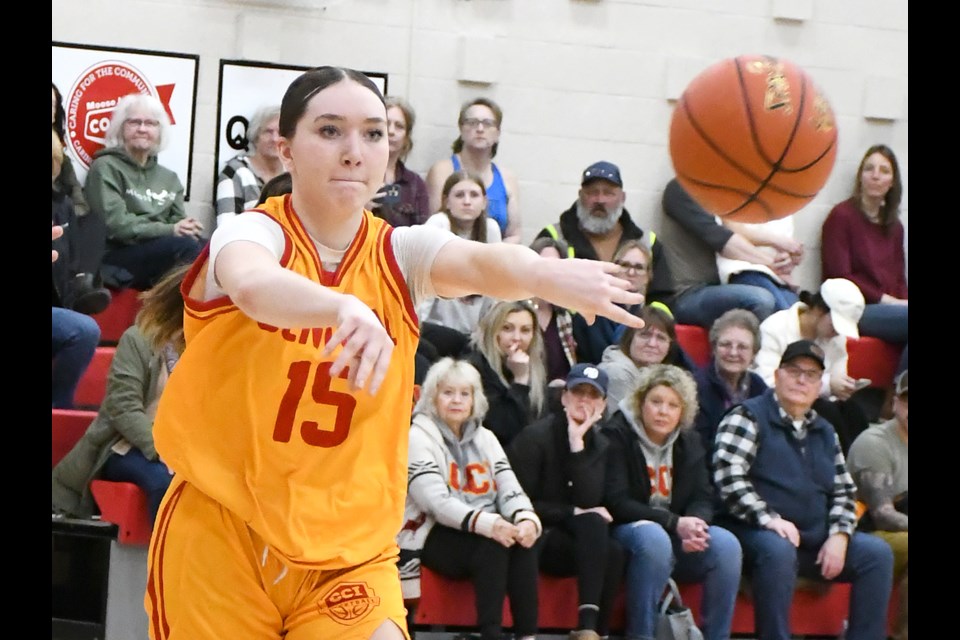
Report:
426,97,522,243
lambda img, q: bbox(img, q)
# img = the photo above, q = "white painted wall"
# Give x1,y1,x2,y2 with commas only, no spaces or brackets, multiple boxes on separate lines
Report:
52,0,908,291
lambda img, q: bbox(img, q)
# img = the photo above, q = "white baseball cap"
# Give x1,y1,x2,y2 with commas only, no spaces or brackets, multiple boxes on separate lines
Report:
820,278,865,339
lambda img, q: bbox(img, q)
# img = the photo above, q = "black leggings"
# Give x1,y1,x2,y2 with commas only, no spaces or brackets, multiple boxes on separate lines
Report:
538,512,625,635
421,524,539,640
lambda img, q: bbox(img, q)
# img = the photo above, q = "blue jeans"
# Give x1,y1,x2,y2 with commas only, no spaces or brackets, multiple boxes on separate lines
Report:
724,523,893,640
728,272,799,313
52,307,100,408
101,448,173,526
672,284,777,328
612,521,742,640
858,303,908,344
103,235,203,290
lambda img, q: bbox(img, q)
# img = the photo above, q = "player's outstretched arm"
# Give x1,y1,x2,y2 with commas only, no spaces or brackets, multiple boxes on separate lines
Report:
216,241,393,393
430,238,644,328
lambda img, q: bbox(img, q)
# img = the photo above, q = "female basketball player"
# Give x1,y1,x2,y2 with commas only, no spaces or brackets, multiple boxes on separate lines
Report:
144,66,643,640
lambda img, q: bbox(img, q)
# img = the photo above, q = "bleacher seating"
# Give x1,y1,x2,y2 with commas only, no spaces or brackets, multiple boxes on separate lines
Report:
91,287,142,345
846,335,904,388
52,408,97,468
74,346,116,410
675,323,710,368
414,566,901,637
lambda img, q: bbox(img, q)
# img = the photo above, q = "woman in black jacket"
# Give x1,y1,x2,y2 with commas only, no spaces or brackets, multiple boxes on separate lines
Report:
603,364,742,640
508,363,625,640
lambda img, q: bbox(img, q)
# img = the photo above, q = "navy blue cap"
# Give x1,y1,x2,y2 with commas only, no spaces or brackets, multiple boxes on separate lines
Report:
565,363,609,396
581,161,623,188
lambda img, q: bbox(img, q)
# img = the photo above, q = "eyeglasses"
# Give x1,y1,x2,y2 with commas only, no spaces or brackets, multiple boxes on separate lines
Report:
125,118,160,129
462,118,497,129
616,261,648,275
635,329,670,345
780,365,821,383
717,340,752,353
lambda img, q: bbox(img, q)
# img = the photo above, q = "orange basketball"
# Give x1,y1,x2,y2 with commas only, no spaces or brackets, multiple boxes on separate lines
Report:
669,54,838,223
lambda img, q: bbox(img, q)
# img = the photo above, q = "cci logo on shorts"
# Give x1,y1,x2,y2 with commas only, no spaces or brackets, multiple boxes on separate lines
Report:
319,581,380,625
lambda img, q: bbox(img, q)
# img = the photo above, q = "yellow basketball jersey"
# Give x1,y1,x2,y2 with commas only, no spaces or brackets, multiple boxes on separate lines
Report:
153,195,419,569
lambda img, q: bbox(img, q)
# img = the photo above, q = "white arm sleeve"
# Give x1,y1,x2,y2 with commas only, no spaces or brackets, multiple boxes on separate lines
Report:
391,225,457,308
205,212,286,300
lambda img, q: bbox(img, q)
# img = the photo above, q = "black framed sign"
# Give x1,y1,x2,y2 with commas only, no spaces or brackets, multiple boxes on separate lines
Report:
214,59,388,198
53,41,200,199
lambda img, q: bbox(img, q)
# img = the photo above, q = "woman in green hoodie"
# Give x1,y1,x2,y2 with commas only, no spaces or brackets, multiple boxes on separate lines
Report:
85,93,204,290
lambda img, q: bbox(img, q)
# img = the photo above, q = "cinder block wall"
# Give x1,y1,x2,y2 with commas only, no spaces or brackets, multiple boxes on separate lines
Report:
52,0,908,291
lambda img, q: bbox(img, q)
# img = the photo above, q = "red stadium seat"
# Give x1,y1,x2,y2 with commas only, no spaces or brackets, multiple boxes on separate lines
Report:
675,324,711,368
52,409,97,468
74,346,116,410
89,480,152,546
91,287,142,345
846,336,904,388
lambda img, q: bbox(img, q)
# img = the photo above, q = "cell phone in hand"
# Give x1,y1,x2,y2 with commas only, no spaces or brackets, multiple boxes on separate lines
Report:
853,378,872,390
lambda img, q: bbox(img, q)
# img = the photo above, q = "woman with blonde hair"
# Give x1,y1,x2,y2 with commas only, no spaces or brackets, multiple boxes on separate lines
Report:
52,263,189,525
467,300,548,446
603,364,742,640
398,357,541,640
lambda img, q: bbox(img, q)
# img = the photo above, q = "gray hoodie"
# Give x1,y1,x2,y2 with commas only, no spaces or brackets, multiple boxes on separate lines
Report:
618,397,681,509
397,411,541,599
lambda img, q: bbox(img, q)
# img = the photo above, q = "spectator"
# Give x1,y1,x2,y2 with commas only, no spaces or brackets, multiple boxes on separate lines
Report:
85,93,204,291
418,170,501,351
658,177,782,327
572,237,653,364
693,308,767,460
53,86,111,313
753,278,872,455
399,358,542,640
369,95,430,227
821,144,907,348
215,105,284,225
144,67,644,640
53,128,111,316
529,236,578,386
52,223,100,409
846,369,908,640
52,263,188,526
466,300,548,447
604,364,742,640
713,339,893,640
717,215,802,313
426,97,521,242
599,305,697,412
508,363,625,640
537,161,675,310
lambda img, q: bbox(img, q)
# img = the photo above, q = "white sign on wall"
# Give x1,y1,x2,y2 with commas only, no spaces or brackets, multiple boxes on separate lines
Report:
215,60,388,200
52,41,199,199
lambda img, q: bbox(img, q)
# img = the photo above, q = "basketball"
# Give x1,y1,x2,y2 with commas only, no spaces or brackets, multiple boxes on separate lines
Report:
669,54,838,223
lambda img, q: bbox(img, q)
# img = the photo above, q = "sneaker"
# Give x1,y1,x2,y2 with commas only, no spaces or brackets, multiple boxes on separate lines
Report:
68,273,112,315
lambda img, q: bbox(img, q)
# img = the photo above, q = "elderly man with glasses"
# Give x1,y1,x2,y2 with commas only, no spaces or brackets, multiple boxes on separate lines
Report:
712,339,894,640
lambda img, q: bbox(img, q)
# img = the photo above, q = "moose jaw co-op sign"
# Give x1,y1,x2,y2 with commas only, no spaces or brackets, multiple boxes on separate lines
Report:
53,42,199,198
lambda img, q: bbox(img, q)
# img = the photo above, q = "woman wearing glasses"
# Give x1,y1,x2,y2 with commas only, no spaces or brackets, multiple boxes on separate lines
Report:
693,309,768,458
85,93,204,290
425,97,522,242
599,305,697,411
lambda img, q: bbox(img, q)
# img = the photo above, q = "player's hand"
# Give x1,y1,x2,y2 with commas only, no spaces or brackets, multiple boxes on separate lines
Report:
817,533,849,580
323,294,395,395
534,258,645,328
491,518,519,548
765,516,800,547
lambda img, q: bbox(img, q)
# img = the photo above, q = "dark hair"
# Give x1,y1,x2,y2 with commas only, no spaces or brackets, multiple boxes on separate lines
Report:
52,82,66,145
850,144,903,228
257,172,293,206
529,235,569,258
279,67,385,138
440,170,489,242
618,305,692,370
798,289,829,313
451,97,503,157
384,95,416,160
